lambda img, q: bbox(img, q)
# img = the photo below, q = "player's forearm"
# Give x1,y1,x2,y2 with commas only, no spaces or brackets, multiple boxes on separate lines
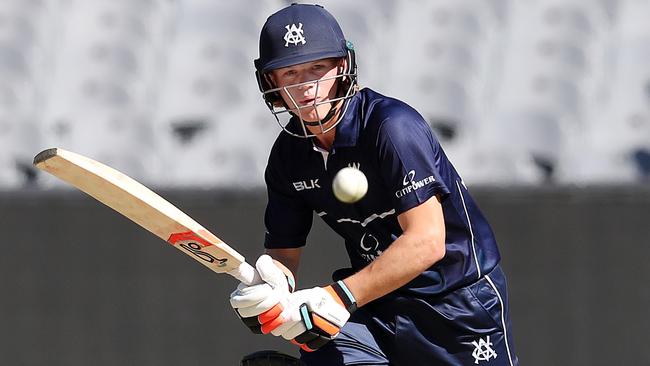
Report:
343,230,445,307
265,247,302,280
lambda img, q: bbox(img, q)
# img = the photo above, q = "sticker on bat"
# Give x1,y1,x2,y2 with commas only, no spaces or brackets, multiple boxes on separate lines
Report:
168,231,228,267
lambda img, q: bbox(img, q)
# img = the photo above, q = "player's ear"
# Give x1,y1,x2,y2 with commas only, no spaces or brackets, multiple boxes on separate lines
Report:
338,58,346,73
266,72,277,87
264,73,286,108
338,57,351,87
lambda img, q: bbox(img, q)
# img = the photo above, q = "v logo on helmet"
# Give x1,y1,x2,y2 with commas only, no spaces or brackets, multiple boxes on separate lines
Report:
284,23,306,47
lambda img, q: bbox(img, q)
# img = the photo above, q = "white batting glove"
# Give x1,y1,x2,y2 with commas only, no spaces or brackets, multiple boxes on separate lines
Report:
229,254,295,334
261,281,357,352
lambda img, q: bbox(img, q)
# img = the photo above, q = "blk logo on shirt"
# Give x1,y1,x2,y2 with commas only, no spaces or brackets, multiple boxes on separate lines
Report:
293,179,320,191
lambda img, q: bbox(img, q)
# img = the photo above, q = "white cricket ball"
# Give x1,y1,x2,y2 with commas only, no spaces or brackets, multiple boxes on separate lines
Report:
332,167,368,203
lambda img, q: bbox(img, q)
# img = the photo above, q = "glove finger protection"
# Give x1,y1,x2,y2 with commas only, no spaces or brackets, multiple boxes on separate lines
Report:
230,254,295,333
265,281,357,351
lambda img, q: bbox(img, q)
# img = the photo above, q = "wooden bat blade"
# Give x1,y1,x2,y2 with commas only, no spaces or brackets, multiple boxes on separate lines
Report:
34,148,258,284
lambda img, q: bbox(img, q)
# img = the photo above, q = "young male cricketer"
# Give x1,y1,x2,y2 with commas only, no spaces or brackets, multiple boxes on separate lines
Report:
230,4,519,365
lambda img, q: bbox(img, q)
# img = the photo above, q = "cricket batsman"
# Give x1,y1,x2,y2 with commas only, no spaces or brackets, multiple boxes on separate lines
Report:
230,4,519,365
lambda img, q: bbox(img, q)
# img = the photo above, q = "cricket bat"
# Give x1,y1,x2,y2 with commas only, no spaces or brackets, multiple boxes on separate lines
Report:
33,148,261,285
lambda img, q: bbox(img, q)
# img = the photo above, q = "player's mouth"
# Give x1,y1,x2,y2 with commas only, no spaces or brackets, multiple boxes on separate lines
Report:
298,97,317,106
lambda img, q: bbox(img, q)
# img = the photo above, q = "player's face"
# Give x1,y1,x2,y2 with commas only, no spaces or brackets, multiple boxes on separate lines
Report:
270,58,342,123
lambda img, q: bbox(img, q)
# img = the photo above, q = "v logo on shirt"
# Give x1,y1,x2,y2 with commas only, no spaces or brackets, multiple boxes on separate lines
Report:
348,162,361,170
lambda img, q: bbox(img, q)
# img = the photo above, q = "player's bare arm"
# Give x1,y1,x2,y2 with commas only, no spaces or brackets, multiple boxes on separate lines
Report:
344,195,446,307
261,197,447,308
252,196,446,352
266,247,303,280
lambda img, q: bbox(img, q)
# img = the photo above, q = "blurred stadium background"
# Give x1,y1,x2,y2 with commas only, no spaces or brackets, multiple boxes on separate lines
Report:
1,0,649,365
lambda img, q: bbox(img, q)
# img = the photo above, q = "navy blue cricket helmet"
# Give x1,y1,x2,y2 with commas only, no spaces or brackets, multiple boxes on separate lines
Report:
254,3,358,138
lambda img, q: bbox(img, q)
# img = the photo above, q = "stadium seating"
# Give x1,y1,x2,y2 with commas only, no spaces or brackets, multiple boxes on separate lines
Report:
560,0,650,183
37,0,173,186
487,0,612,183
0,0,648,189
152,0,281,187
0,0,52,187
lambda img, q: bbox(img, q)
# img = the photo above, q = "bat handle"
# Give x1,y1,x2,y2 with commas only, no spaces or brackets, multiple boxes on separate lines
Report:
228,262,263,285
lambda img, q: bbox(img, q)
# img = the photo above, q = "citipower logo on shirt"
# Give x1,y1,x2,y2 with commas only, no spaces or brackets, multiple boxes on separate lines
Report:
395,170,436,198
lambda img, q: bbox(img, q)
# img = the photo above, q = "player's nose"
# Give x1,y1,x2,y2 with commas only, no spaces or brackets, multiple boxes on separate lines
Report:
296,78,316,91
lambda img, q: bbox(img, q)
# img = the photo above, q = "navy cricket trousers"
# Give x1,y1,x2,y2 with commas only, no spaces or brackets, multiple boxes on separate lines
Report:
301,266,519,366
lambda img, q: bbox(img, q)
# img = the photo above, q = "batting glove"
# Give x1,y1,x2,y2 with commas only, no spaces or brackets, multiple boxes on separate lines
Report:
262,281,357,352
229,255,295,334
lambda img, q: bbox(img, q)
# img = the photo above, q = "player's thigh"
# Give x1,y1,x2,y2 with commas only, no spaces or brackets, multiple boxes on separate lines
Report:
393,266,518,366
300,310,391,366
470,266,518,366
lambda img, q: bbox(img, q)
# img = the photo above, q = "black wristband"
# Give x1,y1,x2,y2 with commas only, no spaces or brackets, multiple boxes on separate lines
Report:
330,280,357,313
